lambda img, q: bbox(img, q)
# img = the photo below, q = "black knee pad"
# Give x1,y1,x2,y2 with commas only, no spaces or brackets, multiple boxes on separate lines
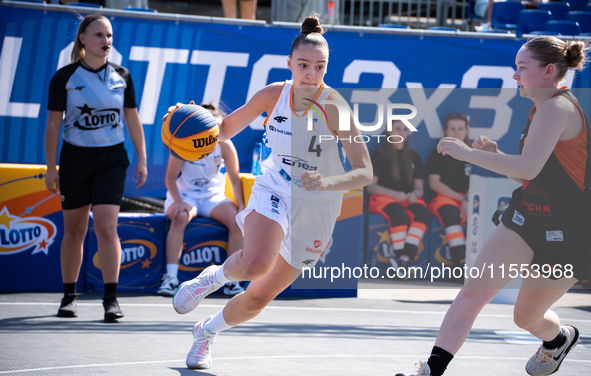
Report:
382,203,408,227
438,204,461,227
408,204,430,224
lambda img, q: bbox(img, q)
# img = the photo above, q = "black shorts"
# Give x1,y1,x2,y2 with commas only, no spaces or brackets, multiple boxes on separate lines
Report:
59,142,129,210
498,201,591,281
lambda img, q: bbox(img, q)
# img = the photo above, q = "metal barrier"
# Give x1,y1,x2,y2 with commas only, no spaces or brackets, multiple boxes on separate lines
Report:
272,0,468,28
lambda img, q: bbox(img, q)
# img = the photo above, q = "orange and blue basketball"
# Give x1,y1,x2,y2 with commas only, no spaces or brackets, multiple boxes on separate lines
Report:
161,104,219,161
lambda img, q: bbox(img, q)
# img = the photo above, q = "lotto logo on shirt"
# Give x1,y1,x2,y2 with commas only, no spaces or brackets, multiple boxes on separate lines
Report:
73,103,121,130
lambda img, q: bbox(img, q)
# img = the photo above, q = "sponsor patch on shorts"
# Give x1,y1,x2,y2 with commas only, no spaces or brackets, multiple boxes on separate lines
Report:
512,210,524,226
546,230,564,242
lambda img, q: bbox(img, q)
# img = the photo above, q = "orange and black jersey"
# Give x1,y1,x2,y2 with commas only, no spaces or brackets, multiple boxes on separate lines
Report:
516,87,591,241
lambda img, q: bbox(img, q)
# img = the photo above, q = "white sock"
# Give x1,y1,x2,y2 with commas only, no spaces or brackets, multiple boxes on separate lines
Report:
166,264,178,279
214,263,231,285
203,308,232,334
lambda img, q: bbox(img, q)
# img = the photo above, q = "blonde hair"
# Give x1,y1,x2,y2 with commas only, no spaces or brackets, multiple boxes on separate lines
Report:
70,14,107,63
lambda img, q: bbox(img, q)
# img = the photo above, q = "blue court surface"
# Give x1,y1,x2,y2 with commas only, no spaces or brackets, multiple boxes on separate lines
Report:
1,280,590,376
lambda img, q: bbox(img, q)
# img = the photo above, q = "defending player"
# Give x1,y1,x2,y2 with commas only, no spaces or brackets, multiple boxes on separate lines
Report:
397,37,590,376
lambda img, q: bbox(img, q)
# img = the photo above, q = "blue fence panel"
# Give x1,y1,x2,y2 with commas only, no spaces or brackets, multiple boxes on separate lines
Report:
1,3,590,197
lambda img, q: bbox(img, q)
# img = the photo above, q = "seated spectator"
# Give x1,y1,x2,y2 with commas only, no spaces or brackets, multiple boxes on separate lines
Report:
426,113,471,268
159,103,245,297
366,121,430,271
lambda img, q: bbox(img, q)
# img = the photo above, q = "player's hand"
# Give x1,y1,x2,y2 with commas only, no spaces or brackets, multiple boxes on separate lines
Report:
438,137,471,161
472,135,498,153
406,191,419,204
135,160,148,188
162,100,196,122
45,167,59,194
301,171,326,191
391,191,408,202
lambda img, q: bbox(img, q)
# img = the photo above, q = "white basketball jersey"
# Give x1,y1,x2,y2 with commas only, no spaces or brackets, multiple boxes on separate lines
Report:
257,81,347,201
176,144,225,199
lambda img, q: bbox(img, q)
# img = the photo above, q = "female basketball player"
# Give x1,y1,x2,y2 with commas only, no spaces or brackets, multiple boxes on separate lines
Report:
45,14,147,321
159,104,245,297
426,113,471,268
169,15,372,369
366,121,430,274
397,37,589,376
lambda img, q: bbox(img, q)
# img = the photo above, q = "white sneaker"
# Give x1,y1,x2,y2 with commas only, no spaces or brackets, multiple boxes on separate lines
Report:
525,325,579,376
157,273,179,296
173,265,222,314
396,360,432,376
223,281,245,296
186,316,216,369
475,23,492,32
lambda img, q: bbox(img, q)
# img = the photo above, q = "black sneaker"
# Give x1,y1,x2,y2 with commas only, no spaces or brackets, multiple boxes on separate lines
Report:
102,295,124,322
57,294,78,317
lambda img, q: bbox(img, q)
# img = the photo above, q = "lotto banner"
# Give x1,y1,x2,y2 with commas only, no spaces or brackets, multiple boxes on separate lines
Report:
3,2,591,198
171,217,229,284
0,163,83,292
85,213,165,293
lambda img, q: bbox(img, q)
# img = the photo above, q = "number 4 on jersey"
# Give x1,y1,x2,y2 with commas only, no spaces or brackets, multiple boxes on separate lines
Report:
308,135,322,157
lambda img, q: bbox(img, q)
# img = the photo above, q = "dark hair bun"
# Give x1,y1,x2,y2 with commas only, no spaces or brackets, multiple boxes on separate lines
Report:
566,41,585,70
301,15,324,35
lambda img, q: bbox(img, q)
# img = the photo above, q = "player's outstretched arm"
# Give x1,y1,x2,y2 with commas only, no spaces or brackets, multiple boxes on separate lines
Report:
438,97,571,181
218,83,283,141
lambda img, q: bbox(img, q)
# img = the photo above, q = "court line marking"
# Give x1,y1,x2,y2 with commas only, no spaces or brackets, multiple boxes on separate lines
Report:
1,302,591,323
1,354,590,374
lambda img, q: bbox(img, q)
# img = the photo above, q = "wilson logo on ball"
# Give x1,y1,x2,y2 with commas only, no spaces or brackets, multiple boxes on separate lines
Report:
193,134,219,149
162,104,219,162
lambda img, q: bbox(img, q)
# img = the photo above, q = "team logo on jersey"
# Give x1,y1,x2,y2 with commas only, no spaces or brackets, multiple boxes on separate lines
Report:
279,155,318,171
193,178,210,187
314,240,322,248
0,207,57,256
270,195,280,214
74,86,85,91
274,116,288,123
302,259,315,265
268,124,292,136
73,103,121,130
